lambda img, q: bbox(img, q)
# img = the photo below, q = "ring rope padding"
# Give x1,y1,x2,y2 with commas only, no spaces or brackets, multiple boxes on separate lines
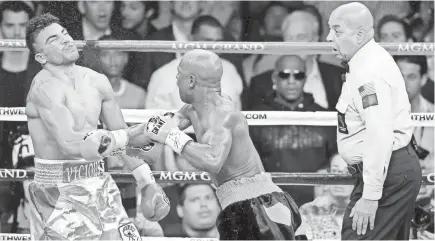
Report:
0,40,433,55
0,169,432,186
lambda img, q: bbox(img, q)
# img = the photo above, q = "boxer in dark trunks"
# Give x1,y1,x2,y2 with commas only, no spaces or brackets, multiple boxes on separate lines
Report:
143,49,302,240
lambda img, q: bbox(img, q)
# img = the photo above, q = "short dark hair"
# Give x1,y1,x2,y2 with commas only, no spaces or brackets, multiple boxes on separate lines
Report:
191,15,223,35
259,1,288,26
178,183,215,205
25,13,60,54
289,4,323,38
0,1,34,23
394,55,428,76
377,15,413,40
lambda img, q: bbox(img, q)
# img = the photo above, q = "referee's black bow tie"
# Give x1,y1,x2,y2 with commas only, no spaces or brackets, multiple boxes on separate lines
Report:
341,61,349,73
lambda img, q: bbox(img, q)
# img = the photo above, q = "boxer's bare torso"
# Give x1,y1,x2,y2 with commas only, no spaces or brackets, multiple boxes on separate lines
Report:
26,65,105,160
178,96,264,186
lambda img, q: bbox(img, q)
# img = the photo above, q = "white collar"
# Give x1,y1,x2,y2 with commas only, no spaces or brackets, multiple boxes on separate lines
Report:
348,38,376,70
113,79,126,97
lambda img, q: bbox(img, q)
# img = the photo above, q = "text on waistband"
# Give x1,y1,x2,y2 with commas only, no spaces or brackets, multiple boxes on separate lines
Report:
63,160,104,183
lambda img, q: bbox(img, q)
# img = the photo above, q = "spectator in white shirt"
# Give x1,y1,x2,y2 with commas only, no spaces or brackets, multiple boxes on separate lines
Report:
146,15,243,110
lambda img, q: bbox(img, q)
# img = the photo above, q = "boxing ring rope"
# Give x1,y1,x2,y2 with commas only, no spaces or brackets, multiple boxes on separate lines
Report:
1,107,434,127
0,169,433,185
0,40,433,55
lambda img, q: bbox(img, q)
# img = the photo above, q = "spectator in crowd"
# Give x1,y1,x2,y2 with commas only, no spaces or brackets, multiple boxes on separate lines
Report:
98,35,147,109
296,154,353,240
136,1,202,90
146,15,243,111
395,55,434,173
225,11,243,41
246,5,343,110
377,15,414,42
119,1,159,39
405,1,434,41
66,1,140,82
421,28,434,104
256,1,289,42
242,2,289,86
0,1,40,232
249,55,337,206
164,184,221,238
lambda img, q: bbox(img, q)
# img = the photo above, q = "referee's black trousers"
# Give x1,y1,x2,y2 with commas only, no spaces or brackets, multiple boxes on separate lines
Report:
341,142,422,240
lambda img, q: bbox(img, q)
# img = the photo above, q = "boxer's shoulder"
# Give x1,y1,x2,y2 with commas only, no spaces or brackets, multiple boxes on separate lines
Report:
28,71,64,108
213,106,244,127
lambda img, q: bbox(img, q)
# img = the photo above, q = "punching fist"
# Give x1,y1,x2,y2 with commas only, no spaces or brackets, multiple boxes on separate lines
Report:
145,112,192,154
126,142,165,165
80,130,125,161
145,113,179,143
140,183,170,221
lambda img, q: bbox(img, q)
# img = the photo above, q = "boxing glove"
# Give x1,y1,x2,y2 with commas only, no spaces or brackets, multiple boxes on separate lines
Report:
140,182,170,222
80,129,128,161
131,164,170,221
145,113,192,154
125,141,165,165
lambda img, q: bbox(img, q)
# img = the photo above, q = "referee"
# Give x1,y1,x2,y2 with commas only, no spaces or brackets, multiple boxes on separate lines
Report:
327,2,422,240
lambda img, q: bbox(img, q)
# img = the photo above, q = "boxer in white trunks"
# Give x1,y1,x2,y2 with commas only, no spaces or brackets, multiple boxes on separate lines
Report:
25,13,169,240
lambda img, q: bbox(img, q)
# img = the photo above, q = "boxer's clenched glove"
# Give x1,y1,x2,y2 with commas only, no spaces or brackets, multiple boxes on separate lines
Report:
145,113,192,154
132,164,170,221
80,129,128,161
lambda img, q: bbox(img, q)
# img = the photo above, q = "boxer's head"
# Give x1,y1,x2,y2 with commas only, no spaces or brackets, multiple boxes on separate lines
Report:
326,2,374,61
272,55,306,103
176,49,223,104
26,13,79,66
177,184,221,233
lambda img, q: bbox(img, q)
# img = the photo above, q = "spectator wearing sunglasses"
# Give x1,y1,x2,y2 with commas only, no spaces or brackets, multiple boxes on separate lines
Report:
249,55,337,206
245,5,344,110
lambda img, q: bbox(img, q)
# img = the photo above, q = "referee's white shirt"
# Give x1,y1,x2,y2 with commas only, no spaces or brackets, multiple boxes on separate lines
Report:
336,38,414,200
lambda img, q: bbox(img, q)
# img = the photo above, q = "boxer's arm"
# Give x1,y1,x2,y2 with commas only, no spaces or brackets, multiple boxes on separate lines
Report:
27,82,85,157
97,74,149,171
178,115,234,174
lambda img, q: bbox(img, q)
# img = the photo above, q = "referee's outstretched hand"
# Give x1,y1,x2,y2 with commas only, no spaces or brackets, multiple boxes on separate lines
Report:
350,198,379,235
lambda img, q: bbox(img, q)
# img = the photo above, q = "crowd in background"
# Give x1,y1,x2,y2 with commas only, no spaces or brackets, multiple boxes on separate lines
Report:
0,1,433,240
